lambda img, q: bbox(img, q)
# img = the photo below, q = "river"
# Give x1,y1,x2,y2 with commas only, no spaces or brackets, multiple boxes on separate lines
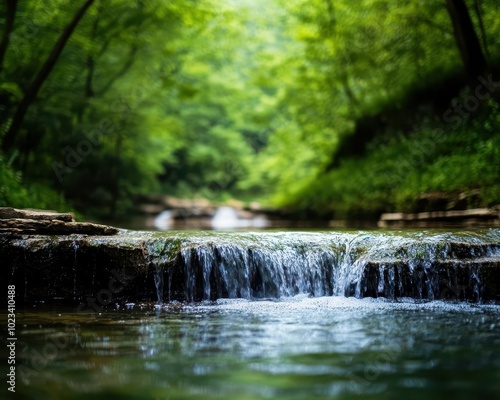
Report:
12,298,500,399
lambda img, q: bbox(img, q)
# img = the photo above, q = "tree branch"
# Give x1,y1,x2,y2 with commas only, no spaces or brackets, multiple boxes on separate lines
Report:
95,44,138,96
403,15,452,35
445,0,488,81
0,0,18,73
2,0,95,152
473,0,490,61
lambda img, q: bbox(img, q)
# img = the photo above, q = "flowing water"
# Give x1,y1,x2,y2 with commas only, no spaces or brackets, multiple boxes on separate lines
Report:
6,229,500,303
4,229,500,399
141,229,500,302
10,298,500,400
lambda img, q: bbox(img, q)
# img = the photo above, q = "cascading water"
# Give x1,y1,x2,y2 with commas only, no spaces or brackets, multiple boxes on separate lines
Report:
211,206,268,229
72,240,78,300
153,267,164,304
147,241,173,304
143,230,500,303
154,210,172,230
3,229,500,303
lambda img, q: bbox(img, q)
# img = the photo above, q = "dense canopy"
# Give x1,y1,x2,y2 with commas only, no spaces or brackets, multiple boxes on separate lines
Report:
1,0,499,220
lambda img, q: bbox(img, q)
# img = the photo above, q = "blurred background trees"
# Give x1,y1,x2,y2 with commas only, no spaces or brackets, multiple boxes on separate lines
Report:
1,0,499,221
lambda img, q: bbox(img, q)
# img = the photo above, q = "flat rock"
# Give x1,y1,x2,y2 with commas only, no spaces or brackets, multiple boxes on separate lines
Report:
0,208,118,235
379,208,500,228
0,207,74,222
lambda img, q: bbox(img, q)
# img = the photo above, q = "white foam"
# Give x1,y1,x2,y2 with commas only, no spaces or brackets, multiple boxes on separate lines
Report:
185,295,500,315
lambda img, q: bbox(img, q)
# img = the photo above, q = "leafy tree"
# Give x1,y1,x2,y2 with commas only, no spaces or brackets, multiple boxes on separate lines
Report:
446,0,488,80
2,0,95,152
0,0,499,219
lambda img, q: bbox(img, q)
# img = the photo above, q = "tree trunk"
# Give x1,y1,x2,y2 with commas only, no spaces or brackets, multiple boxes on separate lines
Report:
1,0,95,153
445,0,488,81
0,0,18,73
472,0,490,61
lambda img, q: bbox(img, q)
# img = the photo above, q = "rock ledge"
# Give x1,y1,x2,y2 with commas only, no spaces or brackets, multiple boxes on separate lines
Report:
0,207,118,235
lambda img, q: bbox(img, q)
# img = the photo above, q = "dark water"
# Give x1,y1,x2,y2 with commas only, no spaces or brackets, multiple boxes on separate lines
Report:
9,297,500,400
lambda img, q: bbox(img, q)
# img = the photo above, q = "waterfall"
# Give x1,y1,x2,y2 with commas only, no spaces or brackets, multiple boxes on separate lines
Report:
145,231,500,303
154,210,172,230
211,207,268,229
147,241,174,305
72,240,78,300
153,266,164,305
4,230,500,304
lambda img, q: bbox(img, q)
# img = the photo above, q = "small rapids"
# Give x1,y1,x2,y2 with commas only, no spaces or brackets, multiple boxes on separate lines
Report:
142,230,500,303
3,229,500,304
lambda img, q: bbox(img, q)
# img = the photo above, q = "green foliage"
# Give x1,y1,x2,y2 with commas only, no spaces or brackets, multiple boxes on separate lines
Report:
245,0,500,215
0,0,499,220
0,0,233,217
0,155,73,211
280,103,500,217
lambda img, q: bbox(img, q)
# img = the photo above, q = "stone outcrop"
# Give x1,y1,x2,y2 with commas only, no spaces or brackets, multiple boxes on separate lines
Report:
0,207,74,221
0,207,119,235
2,230,499,305
378,208,500,228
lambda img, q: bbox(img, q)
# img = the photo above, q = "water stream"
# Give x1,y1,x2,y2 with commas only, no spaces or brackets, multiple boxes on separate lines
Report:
3,229,500,399
11,299,500,400
4,229,500,304
141,230,500,303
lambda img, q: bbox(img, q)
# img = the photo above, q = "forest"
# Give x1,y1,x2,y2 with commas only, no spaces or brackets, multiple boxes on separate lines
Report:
1,0,499,222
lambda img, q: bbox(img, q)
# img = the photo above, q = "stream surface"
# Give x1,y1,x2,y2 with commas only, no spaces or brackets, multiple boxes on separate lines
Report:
10,297,500,400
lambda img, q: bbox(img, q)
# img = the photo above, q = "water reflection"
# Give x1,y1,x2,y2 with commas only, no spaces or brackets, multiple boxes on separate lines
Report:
12,298,500,399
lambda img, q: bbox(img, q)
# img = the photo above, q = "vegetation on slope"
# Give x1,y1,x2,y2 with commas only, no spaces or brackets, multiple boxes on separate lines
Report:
0,0,499,220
